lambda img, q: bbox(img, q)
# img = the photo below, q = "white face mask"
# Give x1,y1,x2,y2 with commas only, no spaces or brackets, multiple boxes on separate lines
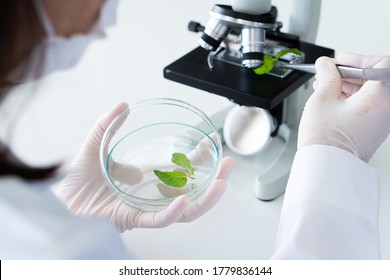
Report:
10,0,119,82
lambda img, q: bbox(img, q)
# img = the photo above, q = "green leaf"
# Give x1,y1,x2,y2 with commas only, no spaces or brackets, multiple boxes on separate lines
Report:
153,170,188,188
153,152,196,188
171,152,194,176
275,48,301,60
253,48,302,76
253,55,275,75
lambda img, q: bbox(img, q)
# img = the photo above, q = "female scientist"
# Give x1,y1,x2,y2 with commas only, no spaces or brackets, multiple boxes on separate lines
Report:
0,0,234,259
1,0,389,259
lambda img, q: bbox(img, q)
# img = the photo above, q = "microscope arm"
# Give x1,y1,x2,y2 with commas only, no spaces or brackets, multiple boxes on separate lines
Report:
289,0,321,43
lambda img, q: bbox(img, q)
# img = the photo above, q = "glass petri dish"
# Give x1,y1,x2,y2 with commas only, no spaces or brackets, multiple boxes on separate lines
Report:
99,98,222,212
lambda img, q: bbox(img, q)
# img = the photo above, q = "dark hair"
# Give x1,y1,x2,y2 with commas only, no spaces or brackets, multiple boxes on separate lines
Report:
0,1,59,180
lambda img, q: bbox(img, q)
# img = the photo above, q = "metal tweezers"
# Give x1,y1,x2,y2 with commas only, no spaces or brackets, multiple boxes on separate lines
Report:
280,63,390,85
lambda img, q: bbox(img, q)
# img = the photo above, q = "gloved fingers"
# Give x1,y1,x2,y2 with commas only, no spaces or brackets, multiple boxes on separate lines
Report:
312,79,318,90
100,103,130,157
343,54,390,105
314,56,343,100
187,133,219,166
177,156,234,223
216,156,235,180
131,195,190,229
96,102,129,135
336,54,390,99
337,53,390,92
108,161,143,185
374,56,390,68
348,80,390,111
337,52,389,69
341,81,362,98
178,179,227,223
80,102,129,157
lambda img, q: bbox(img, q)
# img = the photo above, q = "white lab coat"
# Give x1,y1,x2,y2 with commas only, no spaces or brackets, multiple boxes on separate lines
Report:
0,145,380,259
272,145,380,259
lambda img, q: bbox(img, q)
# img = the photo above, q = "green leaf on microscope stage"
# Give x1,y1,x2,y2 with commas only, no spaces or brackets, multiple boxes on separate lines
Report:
275,48,301,60
253,55,276,75
153,170,188,188
253,48,302,75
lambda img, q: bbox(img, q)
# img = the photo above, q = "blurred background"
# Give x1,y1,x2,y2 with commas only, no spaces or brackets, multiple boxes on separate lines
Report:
4,0,390,259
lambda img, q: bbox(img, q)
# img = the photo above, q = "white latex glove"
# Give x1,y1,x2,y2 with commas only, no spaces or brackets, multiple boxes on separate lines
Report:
56,102,234,232
298,53,390,162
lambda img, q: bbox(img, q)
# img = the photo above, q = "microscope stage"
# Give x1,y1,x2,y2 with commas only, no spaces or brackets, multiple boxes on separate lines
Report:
164,42,334,109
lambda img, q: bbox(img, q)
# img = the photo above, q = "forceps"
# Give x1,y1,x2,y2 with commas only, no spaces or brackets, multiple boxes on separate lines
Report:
280,63,390,85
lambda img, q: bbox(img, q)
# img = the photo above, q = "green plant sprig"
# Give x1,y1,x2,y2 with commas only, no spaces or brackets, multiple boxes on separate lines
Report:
253,48,302,75
154,152,195,188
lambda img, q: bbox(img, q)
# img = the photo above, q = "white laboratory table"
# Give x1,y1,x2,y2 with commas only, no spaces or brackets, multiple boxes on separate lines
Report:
121,137,390,260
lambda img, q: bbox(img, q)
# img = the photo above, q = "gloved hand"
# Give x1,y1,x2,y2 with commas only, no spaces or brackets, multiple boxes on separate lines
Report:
298,53,390,162
55,102,234,232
